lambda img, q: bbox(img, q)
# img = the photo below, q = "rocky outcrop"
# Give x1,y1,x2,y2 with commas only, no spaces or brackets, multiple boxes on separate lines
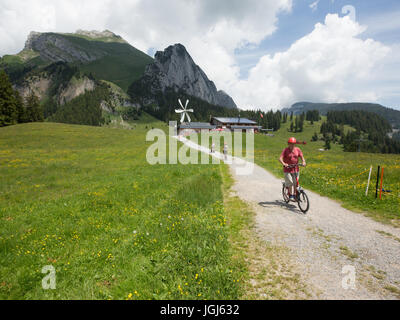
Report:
75,29,127,43
58,77,96,105
215,90,237,110
24,31,106,63
138,44,237,109
15,75,51,100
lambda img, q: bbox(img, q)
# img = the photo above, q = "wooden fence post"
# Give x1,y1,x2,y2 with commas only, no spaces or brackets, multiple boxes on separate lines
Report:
375,165,380,199
379,167,384,200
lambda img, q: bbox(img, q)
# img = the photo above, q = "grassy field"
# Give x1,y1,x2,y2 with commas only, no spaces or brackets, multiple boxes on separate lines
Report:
0,122,247,299
250,117,400,225
1,116,399,300
103,111,162,130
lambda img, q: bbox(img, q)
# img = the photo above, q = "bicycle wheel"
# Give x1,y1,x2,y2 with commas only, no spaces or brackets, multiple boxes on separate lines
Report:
297,191,310,213
282,184,290,203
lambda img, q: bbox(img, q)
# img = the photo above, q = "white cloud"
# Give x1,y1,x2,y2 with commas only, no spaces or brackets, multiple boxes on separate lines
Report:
0,1,291,57
309,0,320,12
0,0,291,96
231,14,392,110
0,0,113,54
105,0,293,89
0,1,397,109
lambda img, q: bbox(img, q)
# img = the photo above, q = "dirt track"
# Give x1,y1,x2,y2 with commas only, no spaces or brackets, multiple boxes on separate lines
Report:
176,136,400,299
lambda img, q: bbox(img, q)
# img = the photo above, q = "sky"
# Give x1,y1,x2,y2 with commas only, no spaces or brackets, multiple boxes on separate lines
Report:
0,0,399,111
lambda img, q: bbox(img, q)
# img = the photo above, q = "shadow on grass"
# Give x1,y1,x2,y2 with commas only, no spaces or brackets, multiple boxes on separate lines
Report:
258,200,304,214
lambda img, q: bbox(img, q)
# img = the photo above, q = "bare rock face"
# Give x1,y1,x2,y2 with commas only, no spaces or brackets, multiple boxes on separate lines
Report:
15,73,96,105
24,31,106,63
75,29,127,43
76,29,115,38
141,44,237,109
15,75,51,100
58,77,96,105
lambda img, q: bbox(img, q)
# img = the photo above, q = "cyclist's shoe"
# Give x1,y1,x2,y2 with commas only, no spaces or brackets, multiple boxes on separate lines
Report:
289,195,296,202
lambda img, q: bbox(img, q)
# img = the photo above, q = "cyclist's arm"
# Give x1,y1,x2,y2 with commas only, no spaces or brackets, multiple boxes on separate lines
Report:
279,155,288,167
300,155,306,167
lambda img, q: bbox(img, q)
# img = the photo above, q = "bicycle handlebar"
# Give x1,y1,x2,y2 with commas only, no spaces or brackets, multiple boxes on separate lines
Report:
285,163,305,168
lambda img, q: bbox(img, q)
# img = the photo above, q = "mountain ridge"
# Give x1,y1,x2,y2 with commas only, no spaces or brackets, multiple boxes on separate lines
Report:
282,101,400,129
1,30,154,91
0,30,238,126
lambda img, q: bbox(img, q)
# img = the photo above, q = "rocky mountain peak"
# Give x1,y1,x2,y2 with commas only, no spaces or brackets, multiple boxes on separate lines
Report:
24,31,42,50
74,29,125,42
143,43,236,109
155,43,190,61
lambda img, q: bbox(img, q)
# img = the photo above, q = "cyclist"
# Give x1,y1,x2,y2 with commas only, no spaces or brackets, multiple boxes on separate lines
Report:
223,142,228,160
279,137,306,201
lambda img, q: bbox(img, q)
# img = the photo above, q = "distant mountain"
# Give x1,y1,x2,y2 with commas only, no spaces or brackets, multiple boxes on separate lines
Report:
1,32,238,127
129,43,237,109
282,102,400,129
1,30,153,92
0,30,154,125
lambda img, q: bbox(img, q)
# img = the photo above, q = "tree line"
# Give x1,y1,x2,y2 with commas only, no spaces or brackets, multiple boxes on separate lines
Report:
48,84,109,126
128,83,288,131
0,69,43,127
318,110,400,154
1,64,144,128
285,110,320,133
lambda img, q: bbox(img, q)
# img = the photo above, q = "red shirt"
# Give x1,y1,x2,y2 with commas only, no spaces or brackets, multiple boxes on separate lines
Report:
281,147,303,173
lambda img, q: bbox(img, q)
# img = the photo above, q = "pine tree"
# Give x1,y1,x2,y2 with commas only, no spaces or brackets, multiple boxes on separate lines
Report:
312,132,318,141
324,137,331,150
14,90,27,123
290,121,294,132
298,117,304,132
25,91,44,122
0,70,18,126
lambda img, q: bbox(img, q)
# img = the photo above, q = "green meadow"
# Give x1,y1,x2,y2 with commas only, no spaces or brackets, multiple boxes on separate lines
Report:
0,122,245,299
1,116,399,300
250,117,400,225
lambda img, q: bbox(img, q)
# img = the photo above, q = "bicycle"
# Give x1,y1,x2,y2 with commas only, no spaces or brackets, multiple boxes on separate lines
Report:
282,164,310,213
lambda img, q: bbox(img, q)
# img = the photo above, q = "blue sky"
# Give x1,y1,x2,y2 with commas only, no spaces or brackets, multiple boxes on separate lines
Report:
232,0,400,109
236,0,400,77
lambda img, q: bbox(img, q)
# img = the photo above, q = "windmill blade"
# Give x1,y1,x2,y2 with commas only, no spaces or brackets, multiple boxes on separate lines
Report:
186,109,194,113
180,113,185,123
186,112,191,123
184,99,189,109
178,99,184,109
175,109,185,113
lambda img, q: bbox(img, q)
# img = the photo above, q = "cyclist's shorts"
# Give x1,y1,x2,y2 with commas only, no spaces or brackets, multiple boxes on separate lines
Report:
284,172,299,187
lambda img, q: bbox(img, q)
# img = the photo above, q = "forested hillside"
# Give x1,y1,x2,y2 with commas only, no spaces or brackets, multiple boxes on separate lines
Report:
319,110,400,154
0,70,43,126
283,102,400,129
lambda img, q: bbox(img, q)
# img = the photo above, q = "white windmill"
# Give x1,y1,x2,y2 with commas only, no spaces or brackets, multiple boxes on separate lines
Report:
175,99,194,123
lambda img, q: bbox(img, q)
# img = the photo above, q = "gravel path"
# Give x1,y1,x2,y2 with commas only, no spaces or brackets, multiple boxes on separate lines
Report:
176,136,400,299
